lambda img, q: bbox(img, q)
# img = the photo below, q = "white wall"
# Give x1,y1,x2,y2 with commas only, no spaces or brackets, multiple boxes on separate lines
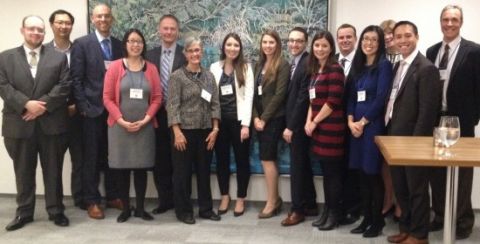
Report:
0,0,479,206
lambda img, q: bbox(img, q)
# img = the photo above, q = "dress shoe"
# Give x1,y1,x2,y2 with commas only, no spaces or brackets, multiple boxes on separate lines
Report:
217,196,231,215
312,207,329,227
317,211,340,231
178,214,195,224
428,220,443,232
151,203,174,214
48,213,69,227
304,207,319,217
398,235,428,244
387,232,409,243
117,210,131,223
339,213,360,225
233,209,245,217
134,210,154,221
5,216,33,231
199,211,221,221
106,199,124,210
258,198,282,219
363,221,385,238
350,218,370,234
87,204,105,219
281,212,305,226
456,229,472,240
382,204,395,217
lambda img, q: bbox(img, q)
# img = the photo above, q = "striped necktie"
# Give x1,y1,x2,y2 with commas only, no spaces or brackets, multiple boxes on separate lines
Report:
161,49,172,103
101,39,112,60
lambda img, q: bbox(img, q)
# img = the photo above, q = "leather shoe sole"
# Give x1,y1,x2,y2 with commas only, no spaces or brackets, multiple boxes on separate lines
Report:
387,232,409,243
5,216,34,231
199,212,221,221
152,204,174,214
281,212,305,226
178,215,195,224
48,213,69,227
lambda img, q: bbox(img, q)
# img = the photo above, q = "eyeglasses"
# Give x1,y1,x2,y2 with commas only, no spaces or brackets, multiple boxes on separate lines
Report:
288,39,305,44
127,40,144,45
186,48,202,54
24,26,45,34
362,37,378,44
54,21,73,27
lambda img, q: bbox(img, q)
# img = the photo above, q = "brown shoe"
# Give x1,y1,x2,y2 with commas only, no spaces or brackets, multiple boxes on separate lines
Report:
399,235,428,244
88,204,105,219
281,212,305,226
106,199,124,210
387,232,409,243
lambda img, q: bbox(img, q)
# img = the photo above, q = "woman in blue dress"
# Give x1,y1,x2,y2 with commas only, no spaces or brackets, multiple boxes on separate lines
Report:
346,25,392,238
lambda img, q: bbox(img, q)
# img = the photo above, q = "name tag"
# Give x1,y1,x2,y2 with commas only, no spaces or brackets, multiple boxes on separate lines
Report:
357,90,366,102
104,61,112,70
220,84,233,95
258,85,262,96
130,88,143,99
389,88,398,100
309,88,316,99
439,69,447,81
201,89,212,102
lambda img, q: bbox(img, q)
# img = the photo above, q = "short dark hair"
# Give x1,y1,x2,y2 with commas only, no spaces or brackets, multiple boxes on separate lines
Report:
122,28,147,58
158,14,179,27
49,9,74,25
289,27,308,42
337,23,357,37
393,20,418,36
308,30,337,75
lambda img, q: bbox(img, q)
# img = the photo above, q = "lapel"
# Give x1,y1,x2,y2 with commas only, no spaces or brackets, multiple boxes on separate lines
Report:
89,33,107,70
15,46,35,91
288,52,308,91
449,39,467,82
32,45,48,91
172,45,184,70
396,53,419,99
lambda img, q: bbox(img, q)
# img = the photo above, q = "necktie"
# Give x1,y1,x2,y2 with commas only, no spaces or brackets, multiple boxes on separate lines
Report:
161,49,171,103
385,61,406,125
340,58,347,68
29,51,38,67
439,44,450,70
290,60,296,79
101,39,112,60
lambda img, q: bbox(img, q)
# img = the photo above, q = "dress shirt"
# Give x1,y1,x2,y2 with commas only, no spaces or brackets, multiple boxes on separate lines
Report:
52,40,72,66
338,50,355,76
290,50,306,76
23,45,41,78
434,35,461,111
161,42,176,73
95,29,111,55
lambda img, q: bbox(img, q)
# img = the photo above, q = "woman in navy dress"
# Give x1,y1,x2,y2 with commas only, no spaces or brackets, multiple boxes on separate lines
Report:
346,25,392,238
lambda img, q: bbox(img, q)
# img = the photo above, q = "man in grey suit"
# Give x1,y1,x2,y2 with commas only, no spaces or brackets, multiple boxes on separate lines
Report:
0,15,70,231
385,21,442,244
70,3,123,219
145,14,186,214
426,4,480,240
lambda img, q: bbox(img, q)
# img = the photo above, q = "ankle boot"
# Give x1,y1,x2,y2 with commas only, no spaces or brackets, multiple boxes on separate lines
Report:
312,206,329,227
318,210,339,231
363,219,385,238
350,217,371,234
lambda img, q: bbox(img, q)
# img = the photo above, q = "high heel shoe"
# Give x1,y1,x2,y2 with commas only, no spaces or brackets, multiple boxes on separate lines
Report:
218,196,231,215
312,206,329,227
350,218,371,234
233,199,245,217
318,210,340,231
362,220,385,238
258,198,282,219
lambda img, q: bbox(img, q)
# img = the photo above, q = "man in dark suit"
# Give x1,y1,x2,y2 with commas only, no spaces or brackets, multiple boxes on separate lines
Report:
70,3,122,219
145,14,186,214
0,15,70,231
426,4,480,240
281,27,317,226
385,21,442,244
47,9,85,210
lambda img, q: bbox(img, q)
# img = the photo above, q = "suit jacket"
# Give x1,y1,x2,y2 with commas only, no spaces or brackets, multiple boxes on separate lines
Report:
70,32,122,118
210,61,254,126
426,38,480,135
145,44,186,82
0,45,70,138
388,52,442,136
252,58,289,124
285,52,309,132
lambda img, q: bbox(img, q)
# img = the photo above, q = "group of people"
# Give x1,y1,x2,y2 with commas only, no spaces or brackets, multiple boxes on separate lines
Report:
0,3,479,244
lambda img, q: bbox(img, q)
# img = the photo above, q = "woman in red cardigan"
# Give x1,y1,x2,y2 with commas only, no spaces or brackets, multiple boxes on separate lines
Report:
103,29,162,223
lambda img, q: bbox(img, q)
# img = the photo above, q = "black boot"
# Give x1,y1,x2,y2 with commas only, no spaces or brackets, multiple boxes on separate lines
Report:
363,174,385,238
363,219,385,237
350,217,371,234
312,205,329,227
318,209,339,231
117,208,132,223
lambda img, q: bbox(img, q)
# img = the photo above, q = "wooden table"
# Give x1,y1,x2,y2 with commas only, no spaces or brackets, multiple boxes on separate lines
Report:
375,136,480,244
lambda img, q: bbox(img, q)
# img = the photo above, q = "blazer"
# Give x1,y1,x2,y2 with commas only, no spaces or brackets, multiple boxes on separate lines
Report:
70,32,122,118
103,59,162,127
426,38,480,135
285,52,310,132
145,44,186,82
210,61,254,126
0,45,70,138
388,52,442,136
252,58,289,123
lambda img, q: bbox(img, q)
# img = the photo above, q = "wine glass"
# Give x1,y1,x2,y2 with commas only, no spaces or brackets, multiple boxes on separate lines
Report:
437,116,460,157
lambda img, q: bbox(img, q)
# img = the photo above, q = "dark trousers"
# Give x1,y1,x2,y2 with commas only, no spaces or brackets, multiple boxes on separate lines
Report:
391,166,430,239
4,126,68,217
153,107,174,207
340,135,361,216
429,125,475,233
115,169,147,210
319,158,343,211
359,171,385,225
289,129,316,213
215,118,250,198
172,129,214,218
64,112,84,205
82,112,118,204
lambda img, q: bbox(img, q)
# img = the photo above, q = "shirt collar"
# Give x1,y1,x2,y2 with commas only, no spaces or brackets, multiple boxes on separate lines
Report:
339,49,355,61
442,35,461,50
402,49,419,65
95,29,110,43
23,44,41,56
291,50,306,65
162,42,176,54
52,39,72,53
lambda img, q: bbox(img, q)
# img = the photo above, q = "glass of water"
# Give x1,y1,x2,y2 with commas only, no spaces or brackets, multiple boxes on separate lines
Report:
438,116,460,148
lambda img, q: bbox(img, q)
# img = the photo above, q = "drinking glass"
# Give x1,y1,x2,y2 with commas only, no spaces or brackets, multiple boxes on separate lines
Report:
438,116,460,148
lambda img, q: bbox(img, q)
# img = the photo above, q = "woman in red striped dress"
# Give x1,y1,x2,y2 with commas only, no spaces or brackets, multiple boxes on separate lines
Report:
305,30,346,231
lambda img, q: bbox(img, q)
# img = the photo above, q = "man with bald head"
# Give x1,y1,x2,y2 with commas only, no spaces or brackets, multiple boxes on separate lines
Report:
71,3,123,219
0,15,71,231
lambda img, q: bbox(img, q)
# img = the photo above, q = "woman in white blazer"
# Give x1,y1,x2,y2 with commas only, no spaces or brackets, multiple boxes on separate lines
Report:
210,33,254,216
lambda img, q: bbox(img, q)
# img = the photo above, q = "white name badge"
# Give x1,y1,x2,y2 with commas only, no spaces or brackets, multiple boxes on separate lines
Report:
357,90,366,102
220,84,233,95
389,88,398,100
258,85,262,96
201,89,212,102
130,88,143,99
439,69,448,81
104,61,112,70
309,88,316,99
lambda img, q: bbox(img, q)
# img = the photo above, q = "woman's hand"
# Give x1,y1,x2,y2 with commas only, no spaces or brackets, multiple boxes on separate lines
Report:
117,118,136,132
173,130,187,151
240,126,250,142
348,121,363,138
254,118,265,131
304,121,317,137
205,128,219,150
282,128,293,143
130,115,152,132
